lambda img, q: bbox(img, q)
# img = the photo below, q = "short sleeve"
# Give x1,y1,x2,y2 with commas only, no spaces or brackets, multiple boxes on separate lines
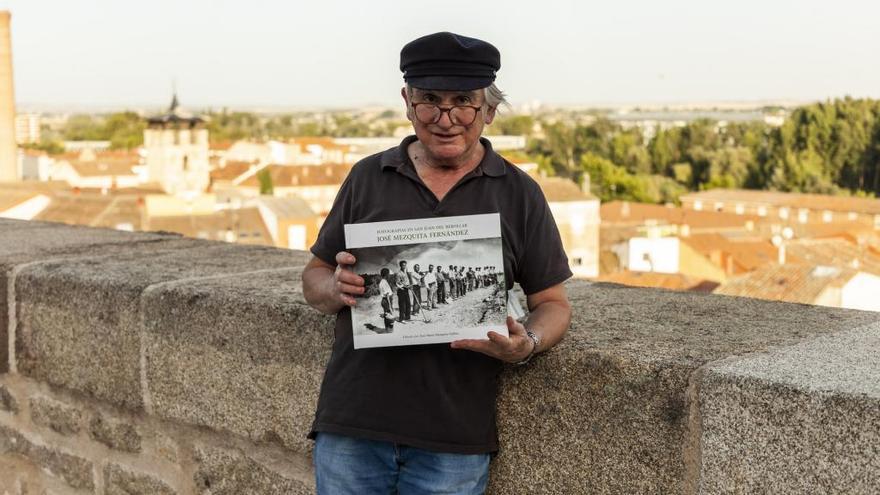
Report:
515,186,573,295
310,175,353,265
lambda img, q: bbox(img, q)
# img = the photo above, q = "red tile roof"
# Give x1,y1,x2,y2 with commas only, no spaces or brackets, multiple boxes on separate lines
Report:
681,189,880,215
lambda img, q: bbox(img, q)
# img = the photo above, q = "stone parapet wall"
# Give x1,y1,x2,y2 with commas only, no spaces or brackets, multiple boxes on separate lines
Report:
1,218,878,494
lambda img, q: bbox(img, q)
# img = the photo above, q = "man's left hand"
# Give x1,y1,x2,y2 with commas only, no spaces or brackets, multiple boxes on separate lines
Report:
450,316,534,363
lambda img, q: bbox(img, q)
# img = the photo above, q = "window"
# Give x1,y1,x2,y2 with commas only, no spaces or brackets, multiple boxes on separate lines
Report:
822,210,832,223
798,209,809,224
779,207,789,220
693,200,703,211
714,202,724,212
757,206,767,217
735,204,744,215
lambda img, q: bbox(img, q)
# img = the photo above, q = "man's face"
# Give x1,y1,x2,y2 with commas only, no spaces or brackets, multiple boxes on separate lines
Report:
400,261,407,270
402,87,496,163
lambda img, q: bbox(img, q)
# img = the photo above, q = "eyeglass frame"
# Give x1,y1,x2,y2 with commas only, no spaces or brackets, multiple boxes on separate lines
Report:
410,102,485,126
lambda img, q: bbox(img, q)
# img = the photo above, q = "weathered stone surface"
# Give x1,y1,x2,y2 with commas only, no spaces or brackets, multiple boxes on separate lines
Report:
699,323,880,494
0,425,94,490
193,444,313,495
145,267,332,453
0,384,17,413
29,396,83,436
0,453,88,495
15,239,308,410
153,432,179,463
104,463,176,495
488,282,880,494
89,413,141,453
0,220,180,373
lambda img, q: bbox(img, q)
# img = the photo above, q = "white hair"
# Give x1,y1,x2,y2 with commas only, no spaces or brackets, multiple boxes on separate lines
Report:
405,83,510,116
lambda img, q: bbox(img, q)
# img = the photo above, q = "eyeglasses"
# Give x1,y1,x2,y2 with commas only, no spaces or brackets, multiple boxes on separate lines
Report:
411,102,483,126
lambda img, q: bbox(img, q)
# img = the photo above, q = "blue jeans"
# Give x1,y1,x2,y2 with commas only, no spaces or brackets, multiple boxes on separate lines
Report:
314,432,490,494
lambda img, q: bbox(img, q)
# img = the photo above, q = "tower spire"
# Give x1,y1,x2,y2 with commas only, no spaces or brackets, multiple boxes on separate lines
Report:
169,78,179,112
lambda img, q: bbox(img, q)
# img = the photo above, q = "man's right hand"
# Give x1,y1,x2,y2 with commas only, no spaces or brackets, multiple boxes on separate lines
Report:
302,252,365,315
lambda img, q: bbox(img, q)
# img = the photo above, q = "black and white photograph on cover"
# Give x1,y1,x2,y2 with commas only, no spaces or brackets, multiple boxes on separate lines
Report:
344,213,508,349
349,237,507,348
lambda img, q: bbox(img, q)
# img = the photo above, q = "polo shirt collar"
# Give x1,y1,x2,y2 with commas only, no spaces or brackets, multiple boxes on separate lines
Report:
381,135,507,177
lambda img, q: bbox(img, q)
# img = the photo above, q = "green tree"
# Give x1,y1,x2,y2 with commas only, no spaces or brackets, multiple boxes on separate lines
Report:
257,168,274,195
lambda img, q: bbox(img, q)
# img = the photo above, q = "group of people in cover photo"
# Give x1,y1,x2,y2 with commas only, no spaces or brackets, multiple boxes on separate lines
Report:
371,260,504,333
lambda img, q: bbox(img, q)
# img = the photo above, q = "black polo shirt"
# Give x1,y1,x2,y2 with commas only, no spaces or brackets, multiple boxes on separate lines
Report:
308,135,572,454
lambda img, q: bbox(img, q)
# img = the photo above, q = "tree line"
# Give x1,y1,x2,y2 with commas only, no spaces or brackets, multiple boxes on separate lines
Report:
496,97,880,203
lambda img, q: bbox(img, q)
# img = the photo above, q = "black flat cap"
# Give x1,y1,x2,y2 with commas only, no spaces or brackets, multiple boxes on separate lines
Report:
400,32,500,91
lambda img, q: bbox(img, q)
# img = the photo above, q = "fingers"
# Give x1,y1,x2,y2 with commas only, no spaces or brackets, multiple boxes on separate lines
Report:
335,267,364,287
336,281,365,296
333,251,362,307
335,251,356,266
452,330,526,362
450,339,496,356
339,293,357,307
487,331,510,346
506,316,526,335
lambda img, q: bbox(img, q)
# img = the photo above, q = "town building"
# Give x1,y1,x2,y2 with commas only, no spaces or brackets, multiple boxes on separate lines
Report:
679,189,880,230
144,94,210,195
714,263,880,312
533,176,600,278
49,149,142,190
14,112,40,144
231,163,353,218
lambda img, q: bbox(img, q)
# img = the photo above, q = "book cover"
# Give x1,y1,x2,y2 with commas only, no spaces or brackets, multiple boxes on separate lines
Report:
344,213,508,349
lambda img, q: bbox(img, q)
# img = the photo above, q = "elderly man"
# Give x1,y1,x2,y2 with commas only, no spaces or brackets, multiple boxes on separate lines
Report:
302,32,572,494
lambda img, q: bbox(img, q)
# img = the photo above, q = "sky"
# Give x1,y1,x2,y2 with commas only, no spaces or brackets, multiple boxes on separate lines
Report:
2,0,879,109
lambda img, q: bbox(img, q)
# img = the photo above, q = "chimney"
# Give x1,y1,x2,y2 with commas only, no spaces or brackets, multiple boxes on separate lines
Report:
580,173,591,195
621,201,630,218
778,243,786,265
0,11,17,182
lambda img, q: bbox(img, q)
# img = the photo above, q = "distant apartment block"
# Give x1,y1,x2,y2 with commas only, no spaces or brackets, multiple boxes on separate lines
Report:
680,189,880,229
533,176,600,278
14,112,40,144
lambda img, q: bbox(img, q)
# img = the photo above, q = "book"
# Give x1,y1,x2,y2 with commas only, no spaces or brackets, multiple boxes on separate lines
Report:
344,213,508,349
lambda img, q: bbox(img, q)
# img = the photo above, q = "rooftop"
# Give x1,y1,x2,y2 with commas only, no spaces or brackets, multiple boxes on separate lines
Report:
601,200,759,229
681,188,880,215
533,176,595,202
713,263,857,304
239,163,352,188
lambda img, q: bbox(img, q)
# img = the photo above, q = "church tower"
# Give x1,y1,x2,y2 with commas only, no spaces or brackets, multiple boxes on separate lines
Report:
144,93,209,195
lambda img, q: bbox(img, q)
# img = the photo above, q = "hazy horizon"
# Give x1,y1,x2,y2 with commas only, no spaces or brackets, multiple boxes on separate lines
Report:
3,0,878,109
